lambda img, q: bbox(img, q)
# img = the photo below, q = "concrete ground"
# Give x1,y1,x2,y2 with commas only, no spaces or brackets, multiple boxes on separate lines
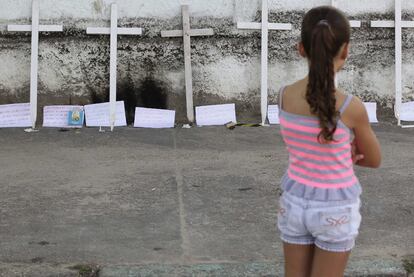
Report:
0,123,413,277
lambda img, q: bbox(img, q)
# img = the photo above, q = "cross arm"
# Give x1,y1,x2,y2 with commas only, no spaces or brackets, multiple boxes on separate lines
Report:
161,28,214,38
237,22,261,30
268,23,292,30
86,27,143,35
371,21,414,28
161,30,183,37
190,28,214,36
237,22,292,31
7,25,63,32
350,20,361,28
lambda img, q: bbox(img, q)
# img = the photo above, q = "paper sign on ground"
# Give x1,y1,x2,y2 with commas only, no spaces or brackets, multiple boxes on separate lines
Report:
196,104,237,126
399,101,414,121
364,102,378,123
43,105,84,128
84,101,127,127
133,107,175,128
268,105,280,124
0,103,31,128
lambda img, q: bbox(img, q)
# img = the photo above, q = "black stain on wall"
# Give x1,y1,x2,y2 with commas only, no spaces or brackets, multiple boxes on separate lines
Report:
139,77,168,110
89,74,168,125
118,79,138,125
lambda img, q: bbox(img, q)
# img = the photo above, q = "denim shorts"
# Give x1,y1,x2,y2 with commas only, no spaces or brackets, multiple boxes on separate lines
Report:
277,191,362,252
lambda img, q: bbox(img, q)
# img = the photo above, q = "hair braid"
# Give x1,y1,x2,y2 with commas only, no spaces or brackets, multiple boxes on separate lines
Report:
301,7,350,143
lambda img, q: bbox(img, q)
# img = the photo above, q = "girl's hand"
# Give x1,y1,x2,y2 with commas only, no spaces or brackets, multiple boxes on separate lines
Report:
351,140,364,164
344,96,381,168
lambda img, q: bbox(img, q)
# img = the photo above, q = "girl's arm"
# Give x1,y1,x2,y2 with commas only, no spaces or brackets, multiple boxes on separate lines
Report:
348,97,382,168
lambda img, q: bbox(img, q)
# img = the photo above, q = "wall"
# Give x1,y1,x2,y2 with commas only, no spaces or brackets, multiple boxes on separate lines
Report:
1,0,414,122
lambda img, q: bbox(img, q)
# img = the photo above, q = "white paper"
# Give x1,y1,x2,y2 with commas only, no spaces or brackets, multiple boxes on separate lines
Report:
84,101,127,127
196,104,237,126
268,105,280,124
133,107,175,128
399,101,414,121
43,105,84,128
0,103,31,128
364,102,378,123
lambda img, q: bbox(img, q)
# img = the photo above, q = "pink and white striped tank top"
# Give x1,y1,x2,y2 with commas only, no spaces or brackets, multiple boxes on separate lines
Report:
279,87,361,200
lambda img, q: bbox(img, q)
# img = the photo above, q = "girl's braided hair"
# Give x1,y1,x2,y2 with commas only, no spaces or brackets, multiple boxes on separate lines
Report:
301,6,350,142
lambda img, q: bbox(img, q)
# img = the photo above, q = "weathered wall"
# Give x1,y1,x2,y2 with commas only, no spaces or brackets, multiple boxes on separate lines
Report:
1,0,414,122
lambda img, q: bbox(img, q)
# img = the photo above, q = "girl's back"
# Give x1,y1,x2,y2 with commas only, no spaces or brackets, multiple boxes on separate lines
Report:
279,82,358,195
280,78,381,171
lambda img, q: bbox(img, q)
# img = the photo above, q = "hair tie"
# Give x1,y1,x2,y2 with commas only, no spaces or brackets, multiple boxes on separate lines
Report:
318,19,330,26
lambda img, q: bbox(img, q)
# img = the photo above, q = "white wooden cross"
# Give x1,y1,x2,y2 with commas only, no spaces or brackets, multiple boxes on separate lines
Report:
87,3,143,131
371,0,414,128
331,0,361,28
237,0,292,126
161,2,214,124
7,0,63,129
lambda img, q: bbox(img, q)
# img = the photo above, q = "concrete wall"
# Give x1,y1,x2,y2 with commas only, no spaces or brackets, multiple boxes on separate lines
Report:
1,0,414,122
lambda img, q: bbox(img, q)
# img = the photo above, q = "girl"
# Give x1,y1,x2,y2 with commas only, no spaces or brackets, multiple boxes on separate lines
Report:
277,6,381,277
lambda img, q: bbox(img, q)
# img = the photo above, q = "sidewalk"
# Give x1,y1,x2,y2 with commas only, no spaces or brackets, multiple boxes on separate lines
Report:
0,124,413,276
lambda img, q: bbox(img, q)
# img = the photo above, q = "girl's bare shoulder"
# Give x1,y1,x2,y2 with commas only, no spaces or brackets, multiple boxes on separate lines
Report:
340,93,368,128
283,79,307,97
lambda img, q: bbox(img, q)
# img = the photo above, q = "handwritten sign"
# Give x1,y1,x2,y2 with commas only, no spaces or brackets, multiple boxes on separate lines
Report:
134,108,175,128
400,101,414,121
196,104,237,126
43,105,84,128
364,102,378,123
84,101,127,127
268,105,280,124
0,103,31,128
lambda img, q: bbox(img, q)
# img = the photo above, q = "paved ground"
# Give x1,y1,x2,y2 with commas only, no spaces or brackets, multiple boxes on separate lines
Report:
0,123,413,276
